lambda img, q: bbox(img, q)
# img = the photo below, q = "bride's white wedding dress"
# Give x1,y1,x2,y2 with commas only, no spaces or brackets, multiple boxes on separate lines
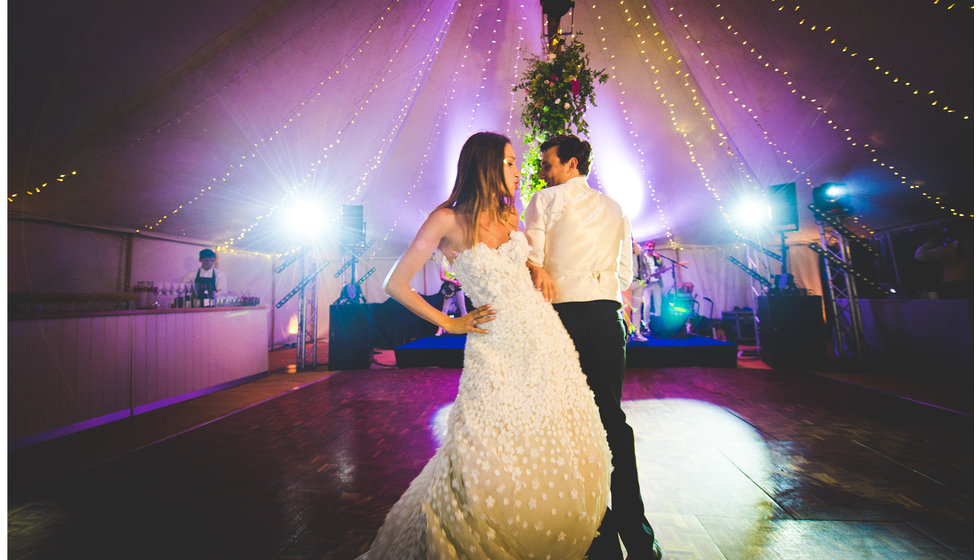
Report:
361,231,612,559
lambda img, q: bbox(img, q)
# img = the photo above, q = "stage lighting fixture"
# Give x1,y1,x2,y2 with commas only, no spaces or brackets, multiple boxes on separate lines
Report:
284,197,326,238
734,196,770,228
812,182,853,217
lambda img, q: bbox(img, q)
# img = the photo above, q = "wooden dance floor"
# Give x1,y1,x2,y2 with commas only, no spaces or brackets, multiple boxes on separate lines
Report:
8,353,973,559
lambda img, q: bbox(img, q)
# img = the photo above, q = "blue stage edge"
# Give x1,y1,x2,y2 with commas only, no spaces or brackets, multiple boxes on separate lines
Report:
395,334,738,369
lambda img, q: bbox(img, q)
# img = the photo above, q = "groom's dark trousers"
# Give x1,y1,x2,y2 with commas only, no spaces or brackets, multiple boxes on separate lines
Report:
554,300,656,560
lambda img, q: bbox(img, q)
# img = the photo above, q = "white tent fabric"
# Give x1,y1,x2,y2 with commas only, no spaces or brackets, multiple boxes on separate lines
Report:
8,0,972,316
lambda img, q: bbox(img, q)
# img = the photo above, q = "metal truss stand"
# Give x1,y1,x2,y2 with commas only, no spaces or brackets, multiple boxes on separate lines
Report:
727,235,779,354
275,247,330,371
334,241,376,305
806,204,886,368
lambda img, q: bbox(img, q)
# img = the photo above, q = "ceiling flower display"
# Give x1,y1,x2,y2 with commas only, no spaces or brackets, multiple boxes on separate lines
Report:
514,37,608,204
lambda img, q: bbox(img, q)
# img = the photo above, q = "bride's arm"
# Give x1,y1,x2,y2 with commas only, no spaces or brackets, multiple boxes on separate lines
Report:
384,209,496,334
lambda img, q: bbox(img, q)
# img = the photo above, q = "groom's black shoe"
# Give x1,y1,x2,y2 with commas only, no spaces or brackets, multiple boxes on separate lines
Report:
625,538,662,560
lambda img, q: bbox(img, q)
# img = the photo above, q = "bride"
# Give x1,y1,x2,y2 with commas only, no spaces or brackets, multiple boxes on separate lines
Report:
359,132,612,559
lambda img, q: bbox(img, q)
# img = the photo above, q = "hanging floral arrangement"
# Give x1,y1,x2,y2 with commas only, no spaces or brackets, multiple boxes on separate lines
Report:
514,37,608,205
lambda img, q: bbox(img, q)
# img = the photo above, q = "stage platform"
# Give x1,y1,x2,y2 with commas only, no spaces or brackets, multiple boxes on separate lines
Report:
394,334,738,369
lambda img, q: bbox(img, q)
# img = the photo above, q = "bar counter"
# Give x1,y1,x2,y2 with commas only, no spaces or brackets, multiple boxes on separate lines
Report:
9,306,270,448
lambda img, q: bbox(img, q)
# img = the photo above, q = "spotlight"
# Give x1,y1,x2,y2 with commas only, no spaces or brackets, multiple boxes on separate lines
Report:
284,196,327,239
734,196,770,229
812,182,853,217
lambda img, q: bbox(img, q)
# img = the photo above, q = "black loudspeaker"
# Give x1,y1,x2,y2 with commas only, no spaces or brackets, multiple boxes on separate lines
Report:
340,205,365,247
767,182,799,231
328,303,373,370
756,295,825,370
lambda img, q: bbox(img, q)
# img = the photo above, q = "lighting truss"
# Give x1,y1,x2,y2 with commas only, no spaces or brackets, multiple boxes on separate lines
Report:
808,210,875,366
276,249,330,371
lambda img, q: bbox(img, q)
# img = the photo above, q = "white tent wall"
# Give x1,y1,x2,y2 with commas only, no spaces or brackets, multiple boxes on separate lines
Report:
9,221,128,293
9,219,276,344
657,242,823,320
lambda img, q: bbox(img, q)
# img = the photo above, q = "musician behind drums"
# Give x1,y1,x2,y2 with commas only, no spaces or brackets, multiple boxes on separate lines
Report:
628,240,669,341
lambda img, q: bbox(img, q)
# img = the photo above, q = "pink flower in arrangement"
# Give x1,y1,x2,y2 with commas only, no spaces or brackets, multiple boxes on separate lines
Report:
550,74,559,82
571,80,581,96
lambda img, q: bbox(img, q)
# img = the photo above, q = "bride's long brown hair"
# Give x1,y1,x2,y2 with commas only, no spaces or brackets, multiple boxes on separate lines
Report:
437,132,515,248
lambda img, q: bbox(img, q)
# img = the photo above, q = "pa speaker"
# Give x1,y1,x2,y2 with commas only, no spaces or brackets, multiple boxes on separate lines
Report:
340,205,365,247
328,303,373,370
757,295,825,370
767,183,799,231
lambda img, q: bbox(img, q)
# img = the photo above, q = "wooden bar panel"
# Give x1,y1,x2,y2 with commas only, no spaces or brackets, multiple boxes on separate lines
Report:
8,307,270,444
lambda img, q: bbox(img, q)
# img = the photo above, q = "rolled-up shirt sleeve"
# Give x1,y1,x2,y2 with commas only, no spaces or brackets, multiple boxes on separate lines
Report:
525,190,552,268
617,214,633,292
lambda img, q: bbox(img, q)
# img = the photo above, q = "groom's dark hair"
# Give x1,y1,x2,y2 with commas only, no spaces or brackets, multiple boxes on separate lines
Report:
541,134,592,176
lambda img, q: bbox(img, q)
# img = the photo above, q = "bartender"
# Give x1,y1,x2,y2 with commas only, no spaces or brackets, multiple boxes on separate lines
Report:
181,248,227,299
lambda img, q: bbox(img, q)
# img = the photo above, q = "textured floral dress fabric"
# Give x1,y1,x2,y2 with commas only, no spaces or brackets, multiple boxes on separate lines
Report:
363,231,613,559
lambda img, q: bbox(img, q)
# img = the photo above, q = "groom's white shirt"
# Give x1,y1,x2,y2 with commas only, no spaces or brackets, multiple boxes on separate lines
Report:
525,176,633,304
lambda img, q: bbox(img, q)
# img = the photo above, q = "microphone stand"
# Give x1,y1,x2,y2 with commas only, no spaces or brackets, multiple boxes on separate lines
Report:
654,252,687,297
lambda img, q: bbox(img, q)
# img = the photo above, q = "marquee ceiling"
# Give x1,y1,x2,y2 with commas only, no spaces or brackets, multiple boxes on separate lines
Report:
8,0,973,257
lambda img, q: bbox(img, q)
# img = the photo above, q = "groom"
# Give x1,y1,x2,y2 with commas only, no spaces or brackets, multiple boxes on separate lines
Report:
525,134,661,560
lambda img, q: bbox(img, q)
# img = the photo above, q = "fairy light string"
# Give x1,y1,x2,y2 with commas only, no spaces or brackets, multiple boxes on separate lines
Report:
708,0,970,219
8,171,79,202
224,1,460,251
463,3,498,133
657,2,815,194
139,1,419,233
930,0,973,11
596,1,751,239
15,3,403,207
589,3,677,247
362,0,532,265
767,0,969,120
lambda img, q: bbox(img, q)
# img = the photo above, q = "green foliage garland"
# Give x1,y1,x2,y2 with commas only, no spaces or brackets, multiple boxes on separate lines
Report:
513,38,609,206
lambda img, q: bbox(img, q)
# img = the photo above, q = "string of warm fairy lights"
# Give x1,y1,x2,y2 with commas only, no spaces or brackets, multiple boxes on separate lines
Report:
219,3,460,251
626,2,761,189
659,0,874,238
358,0,532,266
592,1,750,241
931,0,971,10
138,2,412,234
503,5,531,134
767,0,969,120
343,1,465,215
681,0,878,233
462,4,499,133
8,171,78,202
15,4,402,208
601,1,764,247
709,0,971,220
655,3,815,195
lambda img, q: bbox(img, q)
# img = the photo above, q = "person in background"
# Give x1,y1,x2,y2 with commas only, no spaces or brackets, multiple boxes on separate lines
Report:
435,253,467,336
914,221,972,299
182,248,227,299
629,241,652,342
644,240,668,333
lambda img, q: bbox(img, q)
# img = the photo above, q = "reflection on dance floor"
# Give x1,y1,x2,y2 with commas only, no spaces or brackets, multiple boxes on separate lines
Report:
7,366,970,559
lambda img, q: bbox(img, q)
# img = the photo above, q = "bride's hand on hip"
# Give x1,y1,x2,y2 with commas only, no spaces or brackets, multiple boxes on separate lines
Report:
445,304,496,334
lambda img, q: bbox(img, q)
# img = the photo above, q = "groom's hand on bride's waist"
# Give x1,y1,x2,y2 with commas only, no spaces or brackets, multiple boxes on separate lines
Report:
528,264,556,302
